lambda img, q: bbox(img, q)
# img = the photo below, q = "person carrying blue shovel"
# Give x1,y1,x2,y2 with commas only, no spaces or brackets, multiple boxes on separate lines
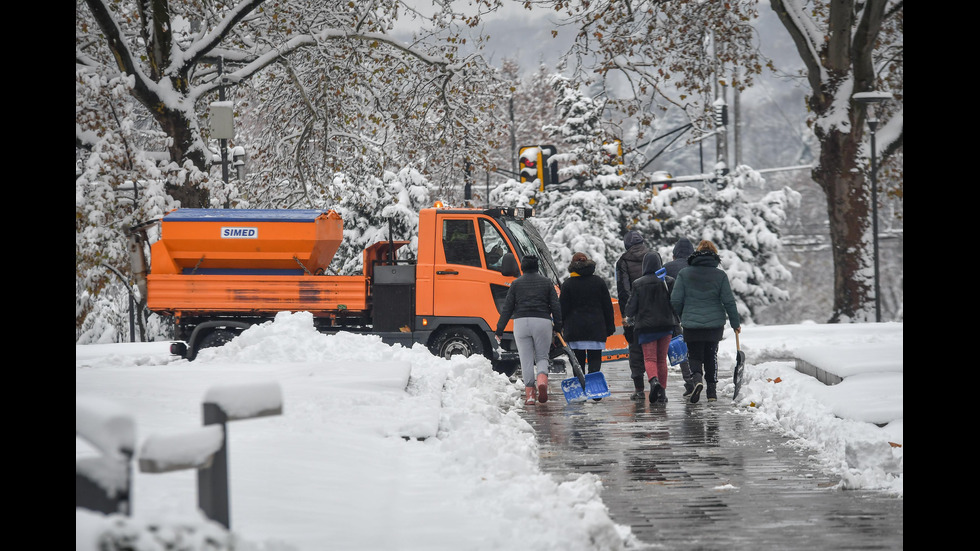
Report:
624,252,679,404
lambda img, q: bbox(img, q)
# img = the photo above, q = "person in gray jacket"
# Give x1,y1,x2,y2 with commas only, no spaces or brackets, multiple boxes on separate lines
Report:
670,240,741,403
496,256,562,405
663,237,696,397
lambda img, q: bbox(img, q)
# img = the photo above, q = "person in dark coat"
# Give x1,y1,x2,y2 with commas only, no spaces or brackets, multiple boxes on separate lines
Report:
670,240,741,403
663,237,696,397
560,252,616,376
615,230,651,399
663,237,695,279
616,231,649,316
496,256,562,405
624,252,678,404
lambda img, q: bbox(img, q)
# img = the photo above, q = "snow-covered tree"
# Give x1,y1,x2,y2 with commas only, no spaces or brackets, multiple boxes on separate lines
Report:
656,167,802,323
534,75,629,284
76,0,507,208
321,168,433,276
540,0,903,322
489,178,537,209
76,69,186,343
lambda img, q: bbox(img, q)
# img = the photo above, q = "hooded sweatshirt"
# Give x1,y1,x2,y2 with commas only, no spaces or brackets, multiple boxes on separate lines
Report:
615,231,650,315
624,252,677,341
664,238,695,279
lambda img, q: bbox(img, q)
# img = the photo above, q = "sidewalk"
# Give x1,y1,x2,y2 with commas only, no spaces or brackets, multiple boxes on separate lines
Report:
519,344,904,550
521,336,904,551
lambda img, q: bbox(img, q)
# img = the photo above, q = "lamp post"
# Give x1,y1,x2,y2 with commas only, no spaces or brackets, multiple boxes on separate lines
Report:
232,145,247,181
853,91,892,322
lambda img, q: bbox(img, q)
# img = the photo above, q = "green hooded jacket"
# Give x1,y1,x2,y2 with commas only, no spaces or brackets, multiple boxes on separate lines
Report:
670,250,741,330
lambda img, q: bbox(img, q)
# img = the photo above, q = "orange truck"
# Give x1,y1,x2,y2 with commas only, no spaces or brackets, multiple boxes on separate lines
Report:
129,205,628,369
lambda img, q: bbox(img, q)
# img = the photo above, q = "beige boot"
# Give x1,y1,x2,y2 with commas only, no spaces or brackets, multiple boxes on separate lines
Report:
536,373,549,403
525,386,536,405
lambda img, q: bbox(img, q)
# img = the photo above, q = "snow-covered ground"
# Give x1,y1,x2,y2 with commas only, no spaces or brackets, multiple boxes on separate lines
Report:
76,313,903,550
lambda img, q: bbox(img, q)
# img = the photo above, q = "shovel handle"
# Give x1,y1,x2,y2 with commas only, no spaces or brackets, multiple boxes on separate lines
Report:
556,333,587,389
736,330,741,351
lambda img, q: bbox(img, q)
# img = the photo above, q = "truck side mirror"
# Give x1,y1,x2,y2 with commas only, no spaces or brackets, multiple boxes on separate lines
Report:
500,253,520,277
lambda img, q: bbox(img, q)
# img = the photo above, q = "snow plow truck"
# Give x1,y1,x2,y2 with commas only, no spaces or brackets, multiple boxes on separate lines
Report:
128,205,629,370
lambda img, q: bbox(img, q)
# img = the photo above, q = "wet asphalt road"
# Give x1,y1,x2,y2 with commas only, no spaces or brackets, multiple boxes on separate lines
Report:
518,359,904,550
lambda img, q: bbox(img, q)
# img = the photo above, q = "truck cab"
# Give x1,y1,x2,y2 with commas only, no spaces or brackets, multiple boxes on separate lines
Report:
387,206,626,372
416,207,559,368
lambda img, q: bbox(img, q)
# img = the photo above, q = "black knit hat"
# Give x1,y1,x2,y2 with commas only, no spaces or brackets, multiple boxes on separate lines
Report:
521,255,539,273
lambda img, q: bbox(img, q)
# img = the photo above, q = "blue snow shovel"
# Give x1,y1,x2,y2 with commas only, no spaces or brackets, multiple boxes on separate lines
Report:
557,333,611,403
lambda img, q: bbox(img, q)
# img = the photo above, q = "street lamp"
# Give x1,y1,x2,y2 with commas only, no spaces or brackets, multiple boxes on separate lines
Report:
232,145,247,181
853,91,892,322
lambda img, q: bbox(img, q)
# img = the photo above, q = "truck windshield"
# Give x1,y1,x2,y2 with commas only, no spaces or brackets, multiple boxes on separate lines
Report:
501,218,561,286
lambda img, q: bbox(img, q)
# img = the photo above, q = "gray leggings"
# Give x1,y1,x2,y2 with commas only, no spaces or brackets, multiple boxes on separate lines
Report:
514,317,554,387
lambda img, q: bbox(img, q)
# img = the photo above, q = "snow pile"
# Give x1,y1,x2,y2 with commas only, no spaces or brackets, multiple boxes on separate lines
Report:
77,312,639,550
731,360,903,496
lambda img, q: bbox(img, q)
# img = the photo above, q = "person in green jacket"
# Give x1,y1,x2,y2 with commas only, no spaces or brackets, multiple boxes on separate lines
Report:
669,240,741,403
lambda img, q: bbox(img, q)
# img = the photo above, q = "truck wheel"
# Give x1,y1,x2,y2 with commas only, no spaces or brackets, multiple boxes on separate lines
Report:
431,327,485,360
198,329,237,351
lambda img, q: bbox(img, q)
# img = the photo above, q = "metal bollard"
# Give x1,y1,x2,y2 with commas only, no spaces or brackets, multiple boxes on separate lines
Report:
136,381,282,529
196,382,283,529
76,396,136,516
75,451,133,515
198,402,231,528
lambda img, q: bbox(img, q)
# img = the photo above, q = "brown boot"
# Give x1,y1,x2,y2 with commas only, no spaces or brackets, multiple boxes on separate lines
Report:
525,386,536,405
536,373,549,403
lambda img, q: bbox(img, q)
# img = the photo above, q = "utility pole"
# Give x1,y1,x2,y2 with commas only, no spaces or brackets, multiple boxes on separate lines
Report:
733,81,741,167
509,97,517,176
218,58,229,204
711,33,729,179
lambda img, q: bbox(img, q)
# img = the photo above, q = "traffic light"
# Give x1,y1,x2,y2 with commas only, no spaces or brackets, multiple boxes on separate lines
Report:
651,170,673,192
463,157,473,202
602,139,623,166
713,162,730,190
519,145,559,191
519,146,544,187
540,145,558,187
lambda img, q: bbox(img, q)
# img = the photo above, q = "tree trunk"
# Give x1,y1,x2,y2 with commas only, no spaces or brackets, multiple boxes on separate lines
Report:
771,0,897,323
812,126,874,323
85,0,212,209
158,104,211,208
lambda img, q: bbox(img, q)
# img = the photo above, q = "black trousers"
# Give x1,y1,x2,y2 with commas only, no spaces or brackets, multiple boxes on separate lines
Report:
573,349,604,374
687,340,719,386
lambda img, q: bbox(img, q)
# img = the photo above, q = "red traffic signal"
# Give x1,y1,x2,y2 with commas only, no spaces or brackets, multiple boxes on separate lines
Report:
519,145,559,191
519,146,545,188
